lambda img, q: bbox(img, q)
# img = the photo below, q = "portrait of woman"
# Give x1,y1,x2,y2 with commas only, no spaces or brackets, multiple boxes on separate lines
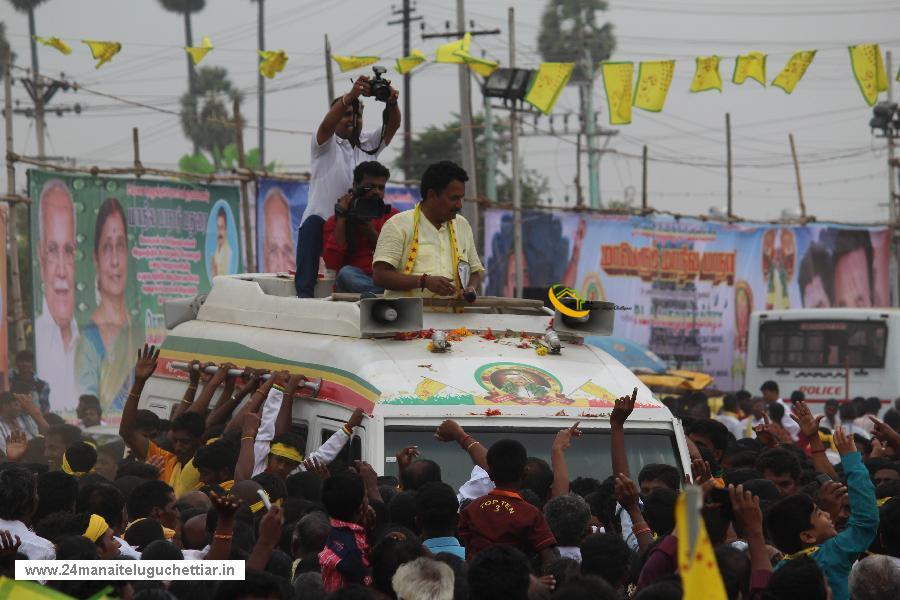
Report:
75,197,135,411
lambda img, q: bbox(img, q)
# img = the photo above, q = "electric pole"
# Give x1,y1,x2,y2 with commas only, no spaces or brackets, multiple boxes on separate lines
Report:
509,6,523,299
325,34,335,104
388,1,421,181
257,0,266,166
726,112,733,218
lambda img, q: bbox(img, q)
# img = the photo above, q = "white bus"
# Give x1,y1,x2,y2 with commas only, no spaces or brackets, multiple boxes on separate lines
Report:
745,308,898,408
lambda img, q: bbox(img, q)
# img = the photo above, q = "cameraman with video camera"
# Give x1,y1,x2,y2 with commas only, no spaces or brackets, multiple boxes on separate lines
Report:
295,66,401,298
322,161,399,294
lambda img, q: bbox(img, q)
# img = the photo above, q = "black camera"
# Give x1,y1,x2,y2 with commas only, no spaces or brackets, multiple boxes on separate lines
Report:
347,185,390,221
369,65,391,103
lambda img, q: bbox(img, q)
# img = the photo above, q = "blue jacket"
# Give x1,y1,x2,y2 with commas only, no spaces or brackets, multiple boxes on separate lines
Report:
775,451,879,600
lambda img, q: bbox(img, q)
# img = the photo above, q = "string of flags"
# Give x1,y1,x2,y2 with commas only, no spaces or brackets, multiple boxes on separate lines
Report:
28,34,900,121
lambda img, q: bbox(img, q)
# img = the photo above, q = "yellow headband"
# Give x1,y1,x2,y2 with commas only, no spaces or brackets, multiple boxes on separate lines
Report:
250,492,284,513
123,518,147,535
61,453,94,478
162,526,176,540
206,436,220,446
877,496,893,507
269,443,302,463
83,514,109,543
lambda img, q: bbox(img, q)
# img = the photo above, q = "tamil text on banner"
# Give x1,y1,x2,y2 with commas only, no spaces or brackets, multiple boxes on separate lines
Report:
28,170,243,414
482,209,890,391
255,179,421,273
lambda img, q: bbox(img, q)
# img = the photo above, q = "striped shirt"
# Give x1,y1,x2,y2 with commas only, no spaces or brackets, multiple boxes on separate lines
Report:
318,518,371,593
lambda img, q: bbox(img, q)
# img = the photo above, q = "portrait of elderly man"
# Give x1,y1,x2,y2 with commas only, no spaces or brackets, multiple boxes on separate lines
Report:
262,187,296,273
34,179,79,412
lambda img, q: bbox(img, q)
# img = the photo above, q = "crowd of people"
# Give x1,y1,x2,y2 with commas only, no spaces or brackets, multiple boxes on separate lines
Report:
0,345,899,600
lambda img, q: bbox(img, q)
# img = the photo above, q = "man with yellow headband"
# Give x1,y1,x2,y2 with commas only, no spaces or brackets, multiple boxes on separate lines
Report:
373,161,484,299
80,513,120,559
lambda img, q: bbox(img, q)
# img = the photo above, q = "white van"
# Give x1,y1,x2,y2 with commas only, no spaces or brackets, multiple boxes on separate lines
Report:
745,308,898,409
139,274,690,488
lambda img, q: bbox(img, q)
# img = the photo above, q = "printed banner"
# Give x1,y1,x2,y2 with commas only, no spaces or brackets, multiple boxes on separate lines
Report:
28,170,243,413
255,179,421,273
482,210,890,391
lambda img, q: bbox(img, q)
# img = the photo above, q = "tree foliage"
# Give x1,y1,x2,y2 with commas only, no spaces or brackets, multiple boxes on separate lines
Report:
537,0,616,82
0,23,14,82
7,0,50,12
179,66,242,168
400,115,548,206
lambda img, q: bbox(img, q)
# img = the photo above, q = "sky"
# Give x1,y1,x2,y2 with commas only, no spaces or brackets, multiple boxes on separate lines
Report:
2,0,899,224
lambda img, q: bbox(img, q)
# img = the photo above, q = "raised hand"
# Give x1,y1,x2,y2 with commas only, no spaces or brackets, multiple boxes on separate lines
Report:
209,491,242,521
146,454,166,475
614,473,641,512
188,360,202,386
552,422,582,452
242,412,261,439
134,344,160,382
790,400,824,439
347,408,365,430
753,414,778,448
4,430,28,462
691,458,712,486
833,425,857,456
728,484,763,535
257,504,284,545
611,388,637,428
0,530,21,560
870,416,900,449
817,481,848,521
434,419,465,443
354,460,379,491
302,456,331,480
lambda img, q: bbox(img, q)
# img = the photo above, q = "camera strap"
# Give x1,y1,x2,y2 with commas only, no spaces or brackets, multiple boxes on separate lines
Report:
349,98,388,156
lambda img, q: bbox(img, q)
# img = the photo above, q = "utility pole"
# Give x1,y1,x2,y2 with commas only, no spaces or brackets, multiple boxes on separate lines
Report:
388,1,421,181
726,112,733,218
509,6,523,299
234,98,255,271
575,131,584,207
887,51,899,307
641,145,648,212
483,90,498,202
788,133,806,220
324,34,335,104
257,0,266,166
4,50,26,352
582,47,600,208
28,7,45,159
456,0,479,237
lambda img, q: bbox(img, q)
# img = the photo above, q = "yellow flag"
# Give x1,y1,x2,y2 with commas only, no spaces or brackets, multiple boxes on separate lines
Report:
771,50,816,94
435,33,471,64
33,36,71,55
396,49,426,74
185,36,213,66
333,55,379,73
453,49,499,77
676,488,728,600
601,62,634,125
733,51,766,86
525,62,574,115
82,40,122,69
576,380,615,403
633,60,675,112
416,378,447,400
690,56,722,93
849,44,886,106
258,50,288,79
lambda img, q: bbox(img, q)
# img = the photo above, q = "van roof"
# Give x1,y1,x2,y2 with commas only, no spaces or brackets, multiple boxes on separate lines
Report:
754,308,898,319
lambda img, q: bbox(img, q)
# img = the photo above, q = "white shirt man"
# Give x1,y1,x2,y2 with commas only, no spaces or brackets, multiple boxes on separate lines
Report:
0,517,55,560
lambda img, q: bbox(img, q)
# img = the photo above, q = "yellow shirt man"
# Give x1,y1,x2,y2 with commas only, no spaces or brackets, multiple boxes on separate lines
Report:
373,161,484,298
146,440,202,497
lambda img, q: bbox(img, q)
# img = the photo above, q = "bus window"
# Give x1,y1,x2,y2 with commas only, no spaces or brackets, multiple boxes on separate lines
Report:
759,320,887,369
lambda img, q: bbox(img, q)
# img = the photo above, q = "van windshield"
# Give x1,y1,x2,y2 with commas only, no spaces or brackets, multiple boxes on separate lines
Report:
383,427,681,490
758,320,887,369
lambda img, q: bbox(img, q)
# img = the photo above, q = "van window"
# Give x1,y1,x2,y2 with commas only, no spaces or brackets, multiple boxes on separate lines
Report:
383,427,681,490
758,320,887,369
321,428,362,465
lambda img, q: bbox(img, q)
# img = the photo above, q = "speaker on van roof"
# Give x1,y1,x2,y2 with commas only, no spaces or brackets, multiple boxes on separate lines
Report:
553,299,616,337
164,294,207,331
359,297,424,338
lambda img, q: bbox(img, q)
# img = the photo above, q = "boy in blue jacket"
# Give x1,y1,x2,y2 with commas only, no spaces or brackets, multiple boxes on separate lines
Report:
765,426,879,600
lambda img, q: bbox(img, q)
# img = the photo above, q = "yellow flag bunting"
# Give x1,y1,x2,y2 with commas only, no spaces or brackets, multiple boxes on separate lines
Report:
676,489,728,600
602,62,634,125
525,62,574,115
453,50,500,77
633,60,675,112
259,50,288,79
435,33,471,64
82,41,122,69
333,55,379,73
396,49,426,74
733,51,766,86
691,56,722,92
771,50,816,94
33,36,71,55
185,36,213,66
849,44,888,106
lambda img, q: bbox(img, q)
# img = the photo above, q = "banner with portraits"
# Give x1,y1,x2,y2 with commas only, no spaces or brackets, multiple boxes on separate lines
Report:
482,209,891,391
255,179,421,273
27,170,243,414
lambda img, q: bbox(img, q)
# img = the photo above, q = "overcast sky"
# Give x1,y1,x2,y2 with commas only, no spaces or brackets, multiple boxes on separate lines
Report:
2,0,898,223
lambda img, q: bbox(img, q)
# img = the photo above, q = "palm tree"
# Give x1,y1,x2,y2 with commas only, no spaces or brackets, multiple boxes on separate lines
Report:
0,22,15,82
8,0,50,156
158,0,206,154
250,0,265,166
179,66,242,169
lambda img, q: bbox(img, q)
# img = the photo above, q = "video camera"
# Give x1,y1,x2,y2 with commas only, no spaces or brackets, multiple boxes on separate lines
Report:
347,184,390,221
369,66,391,103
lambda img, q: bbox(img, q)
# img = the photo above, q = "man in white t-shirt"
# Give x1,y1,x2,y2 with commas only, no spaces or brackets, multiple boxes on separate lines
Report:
760,380,800,441
295,72,401,297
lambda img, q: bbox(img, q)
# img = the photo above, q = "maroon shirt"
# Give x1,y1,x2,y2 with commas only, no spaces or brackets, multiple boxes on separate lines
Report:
322,207,399,275
457,489,557,559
